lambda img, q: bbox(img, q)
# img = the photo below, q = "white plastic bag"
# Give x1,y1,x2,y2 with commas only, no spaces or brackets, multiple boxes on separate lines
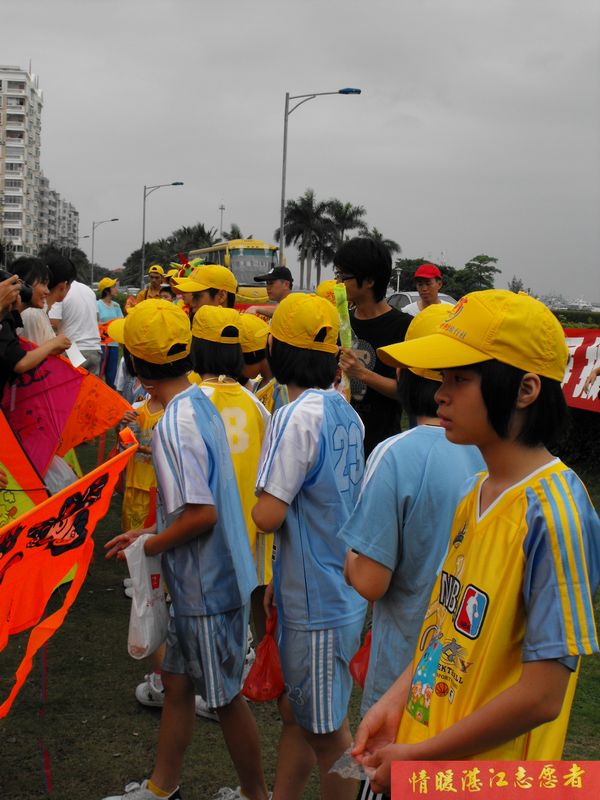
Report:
124,534,169,659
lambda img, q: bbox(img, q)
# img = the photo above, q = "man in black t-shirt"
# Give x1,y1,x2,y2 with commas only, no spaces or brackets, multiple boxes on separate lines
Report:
336,238,410,456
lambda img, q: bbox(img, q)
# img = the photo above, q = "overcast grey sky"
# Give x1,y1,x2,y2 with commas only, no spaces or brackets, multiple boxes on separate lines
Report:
5,0,600,298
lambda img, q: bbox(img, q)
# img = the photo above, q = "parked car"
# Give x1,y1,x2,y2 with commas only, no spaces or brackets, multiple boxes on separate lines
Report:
126,286,140,296
387,290,457,312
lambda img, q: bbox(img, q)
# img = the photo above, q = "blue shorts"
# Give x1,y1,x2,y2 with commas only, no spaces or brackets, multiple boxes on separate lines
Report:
162,603,250,708
278,620,362,734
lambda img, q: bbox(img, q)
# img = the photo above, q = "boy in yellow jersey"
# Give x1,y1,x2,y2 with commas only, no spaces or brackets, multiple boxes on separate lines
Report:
173,263,238,321
237,313,289,413
352,290,600,797
190,306,272,641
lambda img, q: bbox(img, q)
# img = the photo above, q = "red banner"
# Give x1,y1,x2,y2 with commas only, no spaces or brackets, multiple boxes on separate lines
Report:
562,329,600,412
392,761,599,799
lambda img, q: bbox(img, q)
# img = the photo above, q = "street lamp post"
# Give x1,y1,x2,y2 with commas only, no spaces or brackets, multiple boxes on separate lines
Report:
278,87,361,272
141,182,184,287
91,218,119,286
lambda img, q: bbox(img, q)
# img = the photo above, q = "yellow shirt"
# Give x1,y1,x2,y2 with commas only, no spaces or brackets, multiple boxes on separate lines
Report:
397,460,599,759
195,378,273,584
124,400,163,492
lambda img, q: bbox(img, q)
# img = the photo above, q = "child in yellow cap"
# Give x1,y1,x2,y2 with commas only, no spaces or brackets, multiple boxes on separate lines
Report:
103,300,268,800
190,306,273,642
352,290,600,796
238,312,290,412
253,293,367,800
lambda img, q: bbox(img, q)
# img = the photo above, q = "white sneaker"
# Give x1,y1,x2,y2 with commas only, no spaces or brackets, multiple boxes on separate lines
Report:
123,577,133,588
135,673,164,708
124,586,134,599
194,693,219,721
102,778,182,799
211,789,271,800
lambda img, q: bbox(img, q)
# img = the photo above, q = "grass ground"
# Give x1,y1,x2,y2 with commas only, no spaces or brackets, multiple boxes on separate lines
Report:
0,444,598,799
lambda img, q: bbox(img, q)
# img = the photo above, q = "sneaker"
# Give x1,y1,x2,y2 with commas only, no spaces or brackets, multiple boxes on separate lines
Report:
102,778,182,799
124,586,134,599
135,673,164,708
194,693,219,721
123,577,133,588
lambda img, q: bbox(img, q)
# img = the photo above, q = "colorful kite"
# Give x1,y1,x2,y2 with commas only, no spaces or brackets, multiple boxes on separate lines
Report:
0,431,137,718
1,340,132,477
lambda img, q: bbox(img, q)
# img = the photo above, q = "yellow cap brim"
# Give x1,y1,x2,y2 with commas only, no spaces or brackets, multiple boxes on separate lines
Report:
173,277,210,293
378,332,490,371
107,318,126,345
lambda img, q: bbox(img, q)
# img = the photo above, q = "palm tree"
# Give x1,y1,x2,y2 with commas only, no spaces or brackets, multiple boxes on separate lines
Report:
365,226,401,256
223,223,252,241
274,189,329,289
325,200,368,247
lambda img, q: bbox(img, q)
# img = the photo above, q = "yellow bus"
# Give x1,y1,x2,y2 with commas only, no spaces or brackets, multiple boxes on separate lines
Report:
188,239,281,306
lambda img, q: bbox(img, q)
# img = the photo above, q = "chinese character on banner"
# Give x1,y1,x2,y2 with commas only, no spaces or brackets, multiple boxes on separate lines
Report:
488,767,509,788
392,761,599,799
514,765,534,789
461,768,483,792
563,763,585,789
537,764,558,789
434,769,457,793
409,769,431,794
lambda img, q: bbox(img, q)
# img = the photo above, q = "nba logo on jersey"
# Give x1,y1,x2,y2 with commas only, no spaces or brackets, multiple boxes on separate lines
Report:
454,585,488,639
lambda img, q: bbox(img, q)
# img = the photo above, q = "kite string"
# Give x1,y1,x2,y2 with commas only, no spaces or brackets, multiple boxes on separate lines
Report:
38,643,53,795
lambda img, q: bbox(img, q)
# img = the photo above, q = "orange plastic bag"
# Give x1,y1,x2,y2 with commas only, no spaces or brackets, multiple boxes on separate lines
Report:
242,610,285,701
349,628,372,688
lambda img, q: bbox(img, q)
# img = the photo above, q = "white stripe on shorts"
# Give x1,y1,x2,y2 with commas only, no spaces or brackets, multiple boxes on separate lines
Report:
311,629,335,733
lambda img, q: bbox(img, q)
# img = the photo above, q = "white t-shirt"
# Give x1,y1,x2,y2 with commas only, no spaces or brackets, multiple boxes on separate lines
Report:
18,307,55,345
403,300,452,317
48,281,101,351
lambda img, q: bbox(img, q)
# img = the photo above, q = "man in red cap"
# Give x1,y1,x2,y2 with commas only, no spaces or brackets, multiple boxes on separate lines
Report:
403,263,449,317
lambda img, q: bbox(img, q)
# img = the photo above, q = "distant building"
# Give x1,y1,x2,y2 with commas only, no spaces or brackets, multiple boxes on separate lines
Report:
0,65,78,260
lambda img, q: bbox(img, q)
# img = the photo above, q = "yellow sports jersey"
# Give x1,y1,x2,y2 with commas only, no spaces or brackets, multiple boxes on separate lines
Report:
200,380,273,584
397,459,600,759
254,376,289,414
124,400,163,492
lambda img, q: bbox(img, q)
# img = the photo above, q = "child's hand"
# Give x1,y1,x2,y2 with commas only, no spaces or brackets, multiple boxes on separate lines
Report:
263,581,276,619
360,743,414,795
352,692,404,764
105,528,144,560
121,410,138,426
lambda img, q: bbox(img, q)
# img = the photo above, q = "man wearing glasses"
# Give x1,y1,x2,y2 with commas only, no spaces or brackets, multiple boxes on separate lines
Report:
402,263,449,316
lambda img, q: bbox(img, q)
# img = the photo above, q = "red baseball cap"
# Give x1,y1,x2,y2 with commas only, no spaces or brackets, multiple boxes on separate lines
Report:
414,263,441,279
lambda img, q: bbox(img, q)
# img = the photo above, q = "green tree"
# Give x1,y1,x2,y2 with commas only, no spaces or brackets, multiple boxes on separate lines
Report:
391,258,459,296
455,254,501,295
274,189,330,289
223,223,252,241
365,227,401,256
120,222,219,285
508,275,524,293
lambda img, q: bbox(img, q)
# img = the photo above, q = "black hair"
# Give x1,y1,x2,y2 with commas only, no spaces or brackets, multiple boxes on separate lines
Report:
243,348,267,366
191,336,244,380
333,237,392,302
122,347,135,378
160,284,175,297
268,337,337,389
193,287,236,309
101,287,113,299
11,256,49,286
131,354,192,380
397,369,439,418
45,253,77,289
468,360,568,448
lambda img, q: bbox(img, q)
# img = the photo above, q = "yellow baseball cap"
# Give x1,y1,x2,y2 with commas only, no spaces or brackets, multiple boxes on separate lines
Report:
379,304,452,381
377,290,568,382
97,277,118,294
107,299,191,364
238,313,270,353
165,268,179,279
148,264,164,276
191,305,241,344
271,293,340,354
315,279,337,306
174,264,238,295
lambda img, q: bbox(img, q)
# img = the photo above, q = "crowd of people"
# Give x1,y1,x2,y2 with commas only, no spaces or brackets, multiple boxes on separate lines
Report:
0,238,599,800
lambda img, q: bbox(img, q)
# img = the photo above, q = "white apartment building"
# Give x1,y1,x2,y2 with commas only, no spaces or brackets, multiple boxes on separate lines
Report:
0,65,78,261
0,66,42,257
